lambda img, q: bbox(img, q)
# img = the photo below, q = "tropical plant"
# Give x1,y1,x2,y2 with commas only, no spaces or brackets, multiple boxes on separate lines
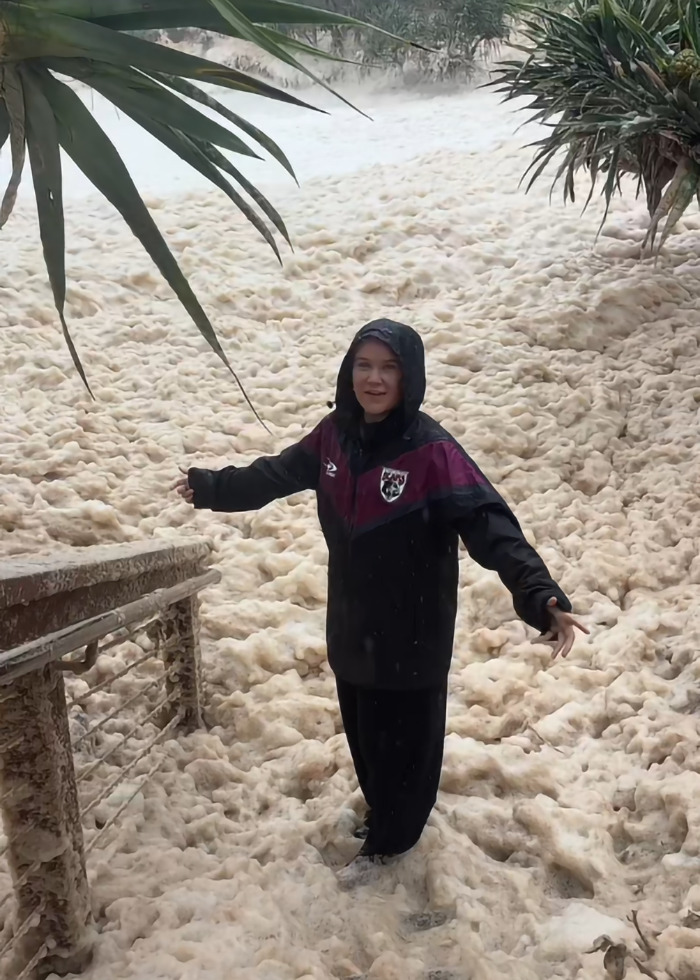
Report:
0,1,397,409
493,0,700,254
282,0,515,79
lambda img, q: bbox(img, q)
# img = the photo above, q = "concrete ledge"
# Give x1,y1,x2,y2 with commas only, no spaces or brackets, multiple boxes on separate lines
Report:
0,539,214,652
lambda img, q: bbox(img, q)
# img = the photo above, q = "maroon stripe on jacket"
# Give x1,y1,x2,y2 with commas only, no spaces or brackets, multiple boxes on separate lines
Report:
354,440,485,531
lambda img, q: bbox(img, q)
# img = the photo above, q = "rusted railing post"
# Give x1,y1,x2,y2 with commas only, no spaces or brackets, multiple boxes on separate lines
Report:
157,596,203,733
0,666,94,979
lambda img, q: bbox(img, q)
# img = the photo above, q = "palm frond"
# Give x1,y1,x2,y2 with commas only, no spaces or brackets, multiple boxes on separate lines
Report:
148,71,297,179
20,64,92,393
0,99,9,151
0,0,401,410
0,65,26,227
34,0,391,33
38,65,268,422
47,58,262,158
493,0,700,254
644,155,700,251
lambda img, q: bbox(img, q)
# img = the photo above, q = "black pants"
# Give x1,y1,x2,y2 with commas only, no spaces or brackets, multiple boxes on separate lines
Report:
336,678,448,858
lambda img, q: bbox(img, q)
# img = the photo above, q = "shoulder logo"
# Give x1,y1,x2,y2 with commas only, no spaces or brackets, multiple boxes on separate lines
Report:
380,467,408,503
324,458,337,478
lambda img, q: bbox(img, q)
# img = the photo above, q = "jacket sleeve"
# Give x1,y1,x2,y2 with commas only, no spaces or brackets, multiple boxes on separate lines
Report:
435,440,572,634
187,422,323,513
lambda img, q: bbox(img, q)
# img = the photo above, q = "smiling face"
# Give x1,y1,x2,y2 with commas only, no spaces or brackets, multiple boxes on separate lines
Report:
352,338,403,422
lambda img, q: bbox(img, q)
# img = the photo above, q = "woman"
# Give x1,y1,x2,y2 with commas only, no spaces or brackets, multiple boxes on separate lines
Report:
175,319,586,884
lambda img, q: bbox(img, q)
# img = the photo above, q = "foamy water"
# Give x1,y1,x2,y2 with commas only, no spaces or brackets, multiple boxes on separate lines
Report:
2,78,700,980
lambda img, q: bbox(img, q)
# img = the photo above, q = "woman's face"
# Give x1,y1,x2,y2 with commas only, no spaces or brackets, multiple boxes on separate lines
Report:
352,339,403,422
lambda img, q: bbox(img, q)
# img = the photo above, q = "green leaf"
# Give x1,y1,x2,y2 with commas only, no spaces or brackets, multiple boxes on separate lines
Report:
30,0,382,32
583,131,604,210
0,99,9,152
523,143,562,191
494,0,700,240
206,0,369,116
148,127,284,261
41,0,426,57
672,84,700,126
20,65,92,395
86,78,284,260
39,67,266,426
256,24,368,71
53,59,292,252
46,58,261,159
597,143,621,234
192,138,292,246
148,72,297,181
0,65,26,228
644,155,699,251
2,3,323,113
678,0,700,52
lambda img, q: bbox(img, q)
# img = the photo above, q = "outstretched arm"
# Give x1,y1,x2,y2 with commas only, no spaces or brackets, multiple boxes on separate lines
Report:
435,440,587,657
456,501,584,655
176,424,322,513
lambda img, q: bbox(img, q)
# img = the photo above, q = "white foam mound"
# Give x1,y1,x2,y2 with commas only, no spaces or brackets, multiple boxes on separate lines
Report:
1,82,700,980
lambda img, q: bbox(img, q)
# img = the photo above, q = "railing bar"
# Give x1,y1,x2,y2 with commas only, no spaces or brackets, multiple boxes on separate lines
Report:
0,569,220,686
0,901,45,960
15,942,48,980
99,615,161,654
0,823,32,861
81,713,182,820
0,735,23,754
85,752,171,857
0,822,35,855
0,786,26,809
72,676,162,747
66,649,159,708
0,862,42,914
76,693,175,785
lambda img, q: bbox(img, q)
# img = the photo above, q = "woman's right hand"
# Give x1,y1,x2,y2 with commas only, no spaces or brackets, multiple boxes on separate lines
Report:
173,466,194,504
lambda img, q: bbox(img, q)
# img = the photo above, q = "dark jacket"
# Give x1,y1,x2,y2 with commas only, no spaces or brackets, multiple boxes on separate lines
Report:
188,319,572,690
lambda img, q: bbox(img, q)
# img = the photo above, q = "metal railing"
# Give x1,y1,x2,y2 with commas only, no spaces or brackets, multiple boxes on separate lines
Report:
0,540,220,979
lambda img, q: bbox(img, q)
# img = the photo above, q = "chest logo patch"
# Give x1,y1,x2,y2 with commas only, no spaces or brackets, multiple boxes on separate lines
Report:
380,467,409,503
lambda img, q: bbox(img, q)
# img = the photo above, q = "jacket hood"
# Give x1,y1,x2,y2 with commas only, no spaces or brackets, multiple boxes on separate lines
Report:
334,319,426,434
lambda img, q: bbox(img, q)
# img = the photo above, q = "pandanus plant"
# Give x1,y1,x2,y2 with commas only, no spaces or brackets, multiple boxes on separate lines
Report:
494,0,700,254
0,1,396,409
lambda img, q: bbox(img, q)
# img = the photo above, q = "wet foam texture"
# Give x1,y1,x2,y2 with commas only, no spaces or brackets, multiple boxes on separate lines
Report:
1,80,700,980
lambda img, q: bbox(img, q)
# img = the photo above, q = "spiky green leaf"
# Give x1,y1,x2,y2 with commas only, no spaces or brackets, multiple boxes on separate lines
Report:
644,155,700,250
1,3,322,111
39,67,266,425
45,58,261,159
21,65,92,394
47,59,292,252
493,0,700,250
0,99,9,152
0,66,26,228
207,0,369,116
84,74,284,260
30,0,385,32
148,72,297,180
0,0,409,414
192,139,292,245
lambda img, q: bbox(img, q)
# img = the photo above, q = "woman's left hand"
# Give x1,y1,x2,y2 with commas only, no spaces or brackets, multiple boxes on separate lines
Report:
543,597,589,659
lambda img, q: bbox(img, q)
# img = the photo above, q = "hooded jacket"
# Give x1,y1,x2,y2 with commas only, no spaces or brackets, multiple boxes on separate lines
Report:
188,319,572,690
